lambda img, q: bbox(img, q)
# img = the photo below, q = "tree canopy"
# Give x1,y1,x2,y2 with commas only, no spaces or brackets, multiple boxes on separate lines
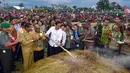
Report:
97,0,122,10
97,0,110,10
18,3,24,7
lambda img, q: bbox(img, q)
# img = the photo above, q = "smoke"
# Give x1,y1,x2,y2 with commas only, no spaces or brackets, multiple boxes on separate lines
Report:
111,55,130,69
94,47,130,69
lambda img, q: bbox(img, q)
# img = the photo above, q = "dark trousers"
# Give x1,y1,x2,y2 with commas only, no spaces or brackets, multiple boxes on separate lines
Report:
34,49,44,62
47,44,62,57
79,41,84,50
15,43,22,61
95,38,102,48
0,49,12,73
12,51,15,70
0,60,2,73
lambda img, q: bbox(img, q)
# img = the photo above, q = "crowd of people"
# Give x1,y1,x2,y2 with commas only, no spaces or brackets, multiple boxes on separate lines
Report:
0,10,130,73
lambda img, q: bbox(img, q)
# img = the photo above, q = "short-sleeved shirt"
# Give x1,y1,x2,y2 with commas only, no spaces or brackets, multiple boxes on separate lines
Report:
101,26,111,45
0,31,10,49
109,31,122,49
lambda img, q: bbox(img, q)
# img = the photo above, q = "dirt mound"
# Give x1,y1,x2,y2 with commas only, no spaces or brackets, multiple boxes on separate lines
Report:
25,50,130,73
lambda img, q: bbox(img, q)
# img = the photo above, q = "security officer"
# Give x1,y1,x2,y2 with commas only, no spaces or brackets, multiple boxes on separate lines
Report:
0,22,20,73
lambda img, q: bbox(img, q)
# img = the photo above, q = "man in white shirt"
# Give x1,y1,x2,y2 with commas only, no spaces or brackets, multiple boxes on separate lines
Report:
45,22,63,56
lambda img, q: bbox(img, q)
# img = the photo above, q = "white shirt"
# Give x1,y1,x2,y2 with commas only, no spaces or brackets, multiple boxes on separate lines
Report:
45,26,63,47
61,29,66,46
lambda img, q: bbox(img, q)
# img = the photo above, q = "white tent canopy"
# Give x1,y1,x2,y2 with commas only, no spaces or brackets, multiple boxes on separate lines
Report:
13,6,24,10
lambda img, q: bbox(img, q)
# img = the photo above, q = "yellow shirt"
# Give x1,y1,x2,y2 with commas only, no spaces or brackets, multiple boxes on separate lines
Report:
31,32,46,51
18,29,35,53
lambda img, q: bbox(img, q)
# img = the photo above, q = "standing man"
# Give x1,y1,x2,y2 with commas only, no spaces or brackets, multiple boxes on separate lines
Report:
0,22,20,73
72,24,81,50
14,19,22,61
45,22,63,56
60,25,67,52
9,18,18,71
82,22,95,51
18,23,38,71
33,25,46,62
94,20,103,48
101,19,111,48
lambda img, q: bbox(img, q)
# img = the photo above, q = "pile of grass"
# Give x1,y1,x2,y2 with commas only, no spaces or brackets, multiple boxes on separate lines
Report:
25,50,130,73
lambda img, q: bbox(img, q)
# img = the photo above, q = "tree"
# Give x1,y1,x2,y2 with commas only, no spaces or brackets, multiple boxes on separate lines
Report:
84,7,88,10
18,3,24,7
97,0,110,10
111,2,116,7
110,2,122,10
116,4,122,9
35,5,38,8
73,6,77,9
40,6,43,8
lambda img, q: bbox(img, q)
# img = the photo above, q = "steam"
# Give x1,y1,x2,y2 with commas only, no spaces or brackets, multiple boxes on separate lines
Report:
94,47,130,69
112,55,130,69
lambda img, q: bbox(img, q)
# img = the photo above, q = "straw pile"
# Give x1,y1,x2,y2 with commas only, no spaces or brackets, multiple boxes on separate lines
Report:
25,50,130,73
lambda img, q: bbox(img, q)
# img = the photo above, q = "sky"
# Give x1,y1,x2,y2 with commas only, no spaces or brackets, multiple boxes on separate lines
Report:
1,0,130,8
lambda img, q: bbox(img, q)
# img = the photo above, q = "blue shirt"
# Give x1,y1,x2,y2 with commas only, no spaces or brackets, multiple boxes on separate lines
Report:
73,30,79,39
14,24,21,32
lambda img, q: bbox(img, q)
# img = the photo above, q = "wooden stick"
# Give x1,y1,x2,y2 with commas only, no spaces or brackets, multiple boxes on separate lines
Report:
46,36,77,59
59,45,77,59
82,40,94,43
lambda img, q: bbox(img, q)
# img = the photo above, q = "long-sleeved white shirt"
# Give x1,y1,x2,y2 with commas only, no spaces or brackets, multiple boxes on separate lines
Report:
61,30,66,46
45,26,63,47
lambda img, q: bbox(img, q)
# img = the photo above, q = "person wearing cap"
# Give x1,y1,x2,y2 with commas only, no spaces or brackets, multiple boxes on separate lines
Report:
94,19,103,48
0,22,20,73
